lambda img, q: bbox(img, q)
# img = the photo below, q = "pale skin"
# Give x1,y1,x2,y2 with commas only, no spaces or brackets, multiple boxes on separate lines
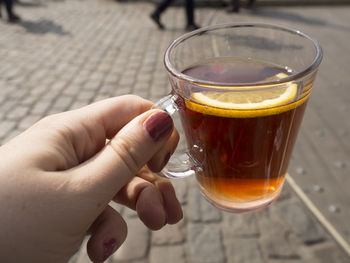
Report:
0,95,182,263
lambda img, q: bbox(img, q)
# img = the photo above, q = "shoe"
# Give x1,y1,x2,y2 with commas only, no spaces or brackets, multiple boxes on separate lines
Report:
185,23,200,31
8,13,21,23
150,13,164,30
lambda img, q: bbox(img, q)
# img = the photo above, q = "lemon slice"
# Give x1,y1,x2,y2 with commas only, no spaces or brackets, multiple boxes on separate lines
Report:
187,73,308,118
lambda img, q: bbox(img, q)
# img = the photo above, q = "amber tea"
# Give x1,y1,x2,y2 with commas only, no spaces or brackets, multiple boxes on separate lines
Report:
176,58,309,212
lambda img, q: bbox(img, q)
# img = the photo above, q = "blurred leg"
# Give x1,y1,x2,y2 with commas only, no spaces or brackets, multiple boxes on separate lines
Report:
4,0,13,15
4,0,20,22
150,0,173,29
185,0,194,25
152,0,172,17
184,0,199,30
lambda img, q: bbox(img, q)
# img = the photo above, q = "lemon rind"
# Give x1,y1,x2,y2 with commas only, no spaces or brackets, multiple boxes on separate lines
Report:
186,92,310,118
191,83,297,110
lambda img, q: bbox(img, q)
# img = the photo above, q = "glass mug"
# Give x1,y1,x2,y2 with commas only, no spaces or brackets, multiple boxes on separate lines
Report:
156,23,322,213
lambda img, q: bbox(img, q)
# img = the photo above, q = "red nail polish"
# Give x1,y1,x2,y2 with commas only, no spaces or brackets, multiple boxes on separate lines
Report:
144,112,173,141
103,238,117,261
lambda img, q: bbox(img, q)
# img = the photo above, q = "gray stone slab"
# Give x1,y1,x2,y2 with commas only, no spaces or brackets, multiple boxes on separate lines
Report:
258,213,300,260
188,223,226,263
151,220,185,245
187,186,222,223
273,199,327,245
0,1,349,262
6,105,30,121
222,213,260,238
224,238,264,263
0,120,16,139
310,242,350,263
112,217,150,261
149,245,186,263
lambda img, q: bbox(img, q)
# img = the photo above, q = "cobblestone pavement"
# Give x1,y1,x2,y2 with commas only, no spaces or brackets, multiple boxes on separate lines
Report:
0,0,349,262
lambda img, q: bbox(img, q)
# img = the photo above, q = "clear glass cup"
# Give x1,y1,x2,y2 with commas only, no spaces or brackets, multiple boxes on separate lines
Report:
156,23,322,213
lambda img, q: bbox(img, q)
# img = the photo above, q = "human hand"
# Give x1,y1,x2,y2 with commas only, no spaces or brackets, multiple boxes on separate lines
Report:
0,95,182,263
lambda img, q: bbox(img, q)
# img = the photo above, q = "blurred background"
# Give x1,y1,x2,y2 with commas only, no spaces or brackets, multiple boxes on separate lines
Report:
0,0,349,262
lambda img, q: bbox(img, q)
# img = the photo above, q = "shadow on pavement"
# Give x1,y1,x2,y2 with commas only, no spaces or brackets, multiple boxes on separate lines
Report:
16,0,45,8
251,8,350,32
18,19,71,35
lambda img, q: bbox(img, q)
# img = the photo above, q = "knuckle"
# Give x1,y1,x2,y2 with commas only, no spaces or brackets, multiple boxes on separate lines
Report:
109,136,143,176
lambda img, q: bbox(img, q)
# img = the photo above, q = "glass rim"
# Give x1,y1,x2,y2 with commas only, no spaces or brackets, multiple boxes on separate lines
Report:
164,22,323,89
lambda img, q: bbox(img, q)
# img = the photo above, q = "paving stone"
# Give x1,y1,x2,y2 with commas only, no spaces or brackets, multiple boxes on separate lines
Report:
1,129,22,144
83,81,102,91
172,178,189,205
134,82,151,93
1,1,350,262
7,87,28,100
89,72,106,82
6,106,30,121
21,96,38,106
71,238,90,263
18,115,42,130
99,84,117,96
135,86,150,99
47,108,66,115
224,238,264,263
267,260,303,263
137,73,153,83
112,87,133,97
151,220,185,245
187,186,222,223
259,213,300,260
69,100,88,110
51,81,68,92
0,100,17,113
222,213,260,238
277,181,293,201
30,84,48,96
72,74,89,85
188,223,226,263
0,120,17,139
31,101,52,115
97,63,113,74
52,96,74,111
273,199,326,244
310,242,350,263
42,90,61,101
122,207,138,218
93,95,110,103
63,85,83,96
109,201,124,214
112,217,150,262
77,90,96,101
119,76,135,87
149,245,186,263
104,73,121,84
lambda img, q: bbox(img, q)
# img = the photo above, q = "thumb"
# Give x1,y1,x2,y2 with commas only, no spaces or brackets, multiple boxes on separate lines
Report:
70,109,175,200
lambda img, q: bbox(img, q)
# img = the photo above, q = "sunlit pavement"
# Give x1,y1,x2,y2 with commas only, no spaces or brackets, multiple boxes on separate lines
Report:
0,0,349,262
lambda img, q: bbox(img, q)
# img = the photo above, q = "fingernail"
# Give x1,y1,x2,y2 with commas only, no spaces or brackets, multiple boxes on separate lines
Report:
144,111,173,141
103,238,117,261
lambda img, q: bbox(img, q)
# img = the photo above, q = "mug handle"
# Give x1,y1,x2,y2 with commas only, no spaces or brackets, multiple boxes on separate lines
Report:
154,94,199,179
